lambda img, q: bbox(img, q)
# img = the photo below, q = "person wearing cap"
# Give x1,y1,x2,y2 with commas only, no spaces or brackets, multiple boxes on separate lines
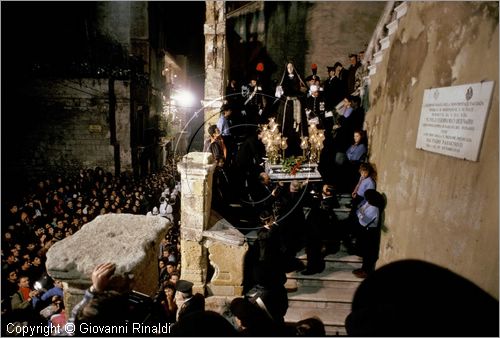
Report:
242,68,267,128
304,80,327,130
174,279,205,322
305,63,321,97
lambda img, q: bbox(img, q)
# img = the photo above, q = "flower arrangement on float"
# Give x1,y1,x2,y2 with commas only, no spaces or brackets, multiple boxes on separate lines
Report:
260,118,325,176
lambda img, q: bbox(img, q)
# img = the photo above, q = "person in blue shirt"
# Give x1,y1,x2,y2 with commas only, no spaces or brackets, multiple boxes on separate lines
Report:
346,130,368,191
216,105,234,168
351,162,376,209
346,130,367,162
32,279,64,309
352,189,384,278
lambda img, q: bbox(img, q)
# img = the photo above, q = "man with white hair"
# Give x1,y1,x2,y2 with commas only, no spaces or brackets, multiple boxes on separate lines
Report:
175,280,205,322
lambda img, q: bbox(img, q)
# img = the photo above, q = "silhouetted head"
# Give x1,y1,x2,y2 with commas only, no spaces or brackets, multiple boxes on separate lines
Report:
345,259,499,336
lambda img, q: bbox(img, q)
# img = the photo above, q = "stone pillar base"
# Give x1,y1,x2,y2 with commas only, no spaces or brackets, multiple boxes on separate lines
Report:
180,239,208,295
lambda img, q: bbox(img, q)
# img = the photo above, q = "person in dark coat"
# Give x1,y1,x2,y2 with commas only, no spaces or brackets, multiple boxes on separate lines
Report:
351,189,384,278
249,210,289,326
174,280,205,322
324,62,348,111
225,79,245,140
235,127,266,201
275,62,308,157
230,297,283,336
274,180,307,273
172,310,238,336
249,172,280,217
347,53,361,94
304,83,328,131
242,69,267,128
207,125,226,163
300,188,325,275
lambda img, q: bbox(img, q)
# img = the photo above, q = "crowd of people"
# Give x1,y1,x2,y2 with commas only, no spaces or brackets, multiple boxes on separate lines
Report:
204,51,383,277
194,51,387,334
206,52,372,215
3,47,497,336
2,51,385,336
1,160,183,335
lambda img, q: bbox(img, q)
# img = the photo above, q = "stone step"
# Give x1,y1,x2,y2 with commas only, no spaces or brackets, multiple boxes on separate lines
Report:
287,250,363,288
288,261,364,288
285,306,349,336
297,247,363,265
284,242,359,335
288,284,358,305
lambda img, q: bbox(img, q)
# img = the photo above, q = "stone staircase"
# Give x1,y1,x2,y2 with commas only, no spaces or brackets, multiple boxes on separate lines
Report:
283,193,361,336
284,248,362,336
243,193,362,335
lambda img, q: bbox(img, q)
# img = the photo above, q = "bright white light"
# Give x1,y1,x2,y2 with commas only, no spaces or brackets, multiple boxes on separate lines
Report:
172,90,195,108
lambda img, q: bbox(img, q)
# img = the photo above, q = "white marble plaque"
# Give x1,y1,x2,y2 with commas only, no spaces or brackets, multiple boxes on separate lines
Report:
416,81,494,161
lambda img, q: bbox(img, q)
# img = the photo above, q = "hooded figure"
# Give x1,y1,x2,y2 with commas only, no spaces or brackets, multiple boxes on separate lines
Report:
274,62,308,157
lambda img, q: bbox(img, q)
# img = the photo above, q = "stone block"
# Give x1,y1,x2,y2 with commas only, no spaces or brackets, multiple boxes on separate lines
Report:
180,239,208,293
206,241,247,287
394,2,408,19
374,50,384,64
46,214,170,297
207,285,244,297
386,19,399,36
380,36,391,50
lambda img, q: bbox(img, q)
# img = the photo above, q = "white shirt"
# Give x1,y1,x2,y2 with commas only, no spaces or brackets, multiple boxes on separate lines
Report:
356,202,379,227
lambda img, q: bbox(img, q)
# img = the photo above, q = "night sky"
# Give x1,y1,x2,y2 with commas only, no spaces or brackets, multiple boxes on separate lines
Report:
1,2,205,79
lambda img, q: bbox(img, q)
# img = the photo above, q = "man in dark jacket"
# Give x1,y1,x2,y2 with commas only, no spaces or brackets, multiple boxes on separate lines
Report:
175,280,205,322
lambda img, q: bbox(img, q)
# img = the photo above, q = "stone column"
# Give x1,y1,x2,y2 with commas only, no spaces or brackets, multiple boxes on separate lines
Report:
202,1,227,137
177,152,216,294
45,214,170,315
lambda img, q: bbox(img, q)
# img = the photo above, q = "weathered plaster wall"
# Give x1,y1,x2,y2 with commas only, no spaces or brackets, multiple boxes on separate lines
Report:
365,2,498,298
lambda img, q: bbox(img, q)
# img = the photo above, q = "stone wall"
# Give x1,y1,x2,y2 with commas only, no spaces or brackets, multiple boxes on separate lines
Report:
8,78,132,182
365,2,498,298
227,2,386,83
